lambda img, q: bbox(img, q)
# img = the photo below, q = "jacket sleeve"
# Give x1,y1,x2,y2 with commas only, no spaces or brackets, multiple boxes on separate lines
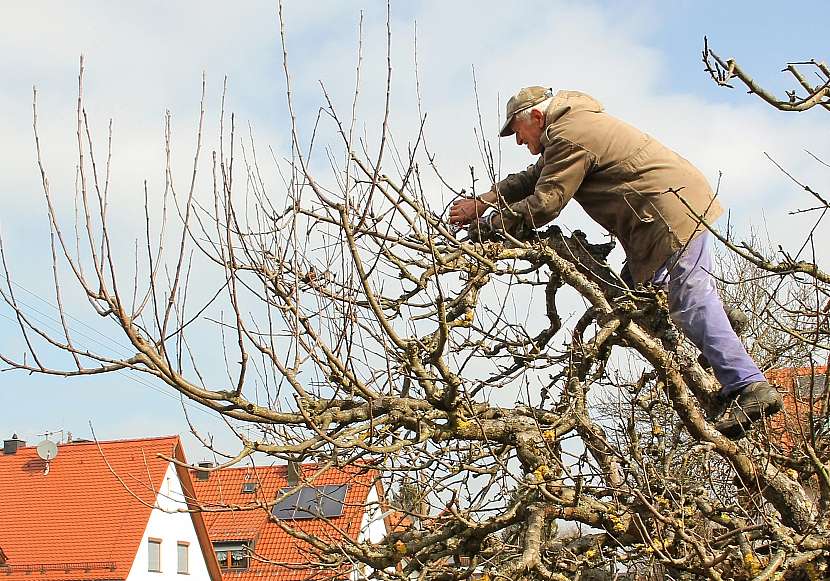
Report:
493,159,543,203
501,138,595,232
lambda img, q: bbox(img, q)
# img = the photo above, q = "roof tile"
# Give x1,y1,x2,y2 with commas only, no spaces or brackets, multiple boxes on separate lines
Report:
192,463,379,581
0,436,180,581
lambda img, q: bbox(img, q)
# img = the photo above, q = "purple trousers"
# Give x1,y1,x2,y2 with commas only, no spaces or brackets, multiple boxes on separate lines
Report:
628,232,765,396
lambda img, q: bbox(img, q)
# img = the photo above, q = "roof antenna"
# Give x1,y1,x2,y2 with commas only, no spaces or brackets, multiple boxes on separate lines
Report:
36,439,58,475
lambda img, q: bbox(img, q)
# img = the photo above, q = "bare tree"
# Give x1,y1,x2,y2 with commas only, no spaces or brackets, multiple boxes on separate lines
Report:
1,21,829,581
703,37,830,114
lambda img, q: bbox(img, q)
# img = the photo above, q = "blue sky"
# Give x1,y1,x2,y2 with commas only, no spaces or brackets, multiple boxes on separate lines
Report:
0,1,827,459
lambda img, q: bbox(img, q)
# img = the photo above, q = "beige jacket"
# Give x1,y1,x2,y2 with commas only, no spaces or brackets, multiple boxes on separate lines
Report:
494,90,723,283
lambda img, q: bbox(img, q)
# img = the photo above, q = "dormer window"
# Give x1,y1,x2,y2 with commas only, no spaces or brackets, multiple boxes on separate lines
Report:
214,541,252,570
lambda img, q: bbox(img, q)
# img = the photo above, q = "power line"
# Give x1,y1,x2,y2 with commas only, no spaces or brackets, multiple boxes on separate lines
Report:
0,275,221,420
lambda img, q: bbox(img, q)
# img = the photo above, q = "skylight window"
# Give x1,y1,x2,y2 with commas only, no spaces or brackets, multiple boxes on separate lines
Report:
797,374,827,396
241,482,257,494
271,484,349,520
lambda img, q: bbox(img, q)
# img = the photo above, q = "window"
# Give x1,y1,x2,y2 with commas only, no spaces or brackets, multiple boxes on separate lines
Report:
148,538,162,572
213,541,252,570
241,482,257,494
271,484,349,520
177,542,189,574
797,374,827,397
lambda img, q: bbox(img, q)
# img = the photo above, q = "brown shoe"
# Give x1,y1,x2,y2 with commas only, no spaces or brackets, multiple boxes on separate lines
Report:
715,381,783,440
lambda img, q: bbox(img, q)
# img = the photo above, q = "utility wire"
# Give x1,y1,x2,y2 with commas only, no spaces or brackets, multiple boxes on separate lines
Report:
0,274,220,420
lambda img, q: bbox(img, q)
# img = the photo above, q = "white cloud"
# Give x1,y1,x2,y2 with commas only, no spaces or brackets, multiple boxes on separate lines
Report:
1,0,827,455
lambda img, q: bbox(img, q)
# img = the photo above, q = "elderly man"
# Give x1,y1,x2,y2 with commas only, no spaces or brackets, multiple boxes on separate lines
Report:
449,87,781,439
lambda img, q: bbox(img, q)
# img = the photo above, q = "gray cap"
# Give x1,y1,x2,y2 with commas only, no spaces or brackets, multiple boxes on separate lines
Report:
499,86,553,137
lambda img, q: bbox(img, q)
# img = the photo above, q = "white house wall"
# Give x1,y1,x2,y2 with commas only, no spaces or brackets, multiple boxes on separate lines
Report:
357,484,387,544
126,463,212,581
353,484,388,580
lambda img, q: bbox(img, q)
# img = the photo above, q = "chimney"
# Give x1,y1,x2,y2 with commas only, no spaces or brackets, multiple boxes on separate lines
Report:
196,461,214,481
287,461,301,487
4,434,26,455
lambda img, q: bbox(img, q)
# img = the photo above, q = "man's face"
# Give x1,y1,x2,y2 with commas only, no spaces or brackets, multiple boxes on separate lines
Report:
511,109,545,155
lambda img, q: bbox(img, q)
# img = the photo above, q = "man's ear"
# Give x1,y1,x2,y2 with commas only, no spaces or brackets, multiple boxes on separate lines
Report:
530,108,545,126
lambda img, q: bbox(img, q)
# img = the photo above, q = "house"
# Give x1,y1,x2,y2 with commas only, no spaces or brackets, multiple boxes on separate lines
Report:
0,435,221,581
191,462,388,581
765,366,829,453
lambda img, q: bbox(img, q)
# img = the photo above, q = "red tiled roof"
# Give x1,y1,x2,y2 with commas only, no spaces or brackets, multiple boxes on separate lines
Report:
766,366,829,452
192,463,380,581
0,436,205,581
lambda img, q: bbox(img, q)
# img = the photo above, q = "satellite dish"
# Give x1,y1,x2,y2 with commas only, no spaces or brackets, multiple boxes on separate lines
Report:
36,440,58,461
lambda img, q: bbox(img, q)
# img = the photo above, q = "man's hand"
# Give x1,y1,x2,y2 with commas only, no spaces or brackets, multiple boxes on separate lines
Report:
449,196,487,226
